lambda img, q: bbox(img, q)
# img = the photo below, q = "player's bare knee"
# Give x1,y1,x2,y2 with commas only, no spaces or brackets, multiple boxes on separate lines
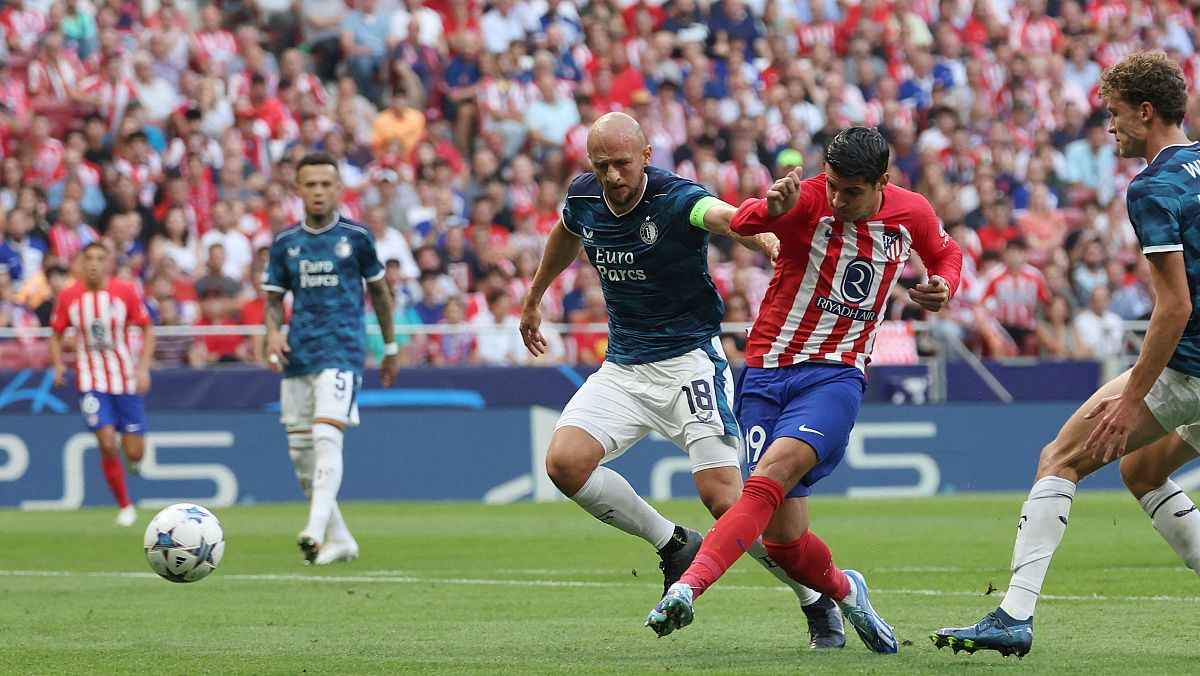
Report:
1119,458,1165,499
545,446,598,495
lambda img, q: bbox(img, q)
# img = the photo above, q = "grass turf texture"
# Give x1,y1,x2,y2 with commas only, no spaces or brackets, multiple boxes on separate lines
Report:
2,492,1196,674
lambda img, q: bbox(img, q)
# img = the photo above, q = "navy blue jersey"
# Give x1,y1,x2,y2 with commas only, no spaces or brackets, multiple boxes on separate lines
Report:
562,167,722,364
264,216,384,377
1127,142,1200,377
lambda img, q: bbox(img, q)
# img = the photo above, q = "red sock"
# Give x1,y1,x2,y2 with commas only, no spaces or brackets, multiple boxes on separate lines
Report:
679,476,785,597
100,454,131,508
764,531,850,601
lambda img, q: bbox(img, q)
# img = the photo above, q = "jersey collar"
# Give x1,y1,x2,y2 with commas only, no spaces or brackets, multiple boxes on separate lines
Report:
604,175,648,218
301,212,341,234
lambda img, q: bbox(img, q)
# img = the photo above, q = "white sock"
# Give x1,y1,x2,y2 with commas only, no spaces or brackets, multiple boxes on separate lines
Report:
570,466,674,550
1140,480,1200,576
745,539,822,606
287,433,315,498
305,423,344,542
1000,476,1076,620
326,503,354,545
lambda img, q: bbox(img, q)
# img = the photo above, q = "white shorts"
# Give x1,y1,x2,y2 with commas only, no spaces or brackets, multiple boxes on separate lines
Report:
280,368,361,430
1145,367,1200,451
556,337,740,473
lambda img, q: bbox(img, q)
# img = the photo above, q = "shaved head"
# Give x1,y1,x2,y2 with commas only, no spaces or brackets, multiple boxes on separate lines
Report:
588,112,648,153
587,112,652,213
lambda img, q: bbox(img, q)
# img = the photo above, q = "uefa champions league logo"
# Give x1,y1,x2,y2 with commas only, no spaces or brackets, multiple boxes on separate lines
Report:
640,219,658,245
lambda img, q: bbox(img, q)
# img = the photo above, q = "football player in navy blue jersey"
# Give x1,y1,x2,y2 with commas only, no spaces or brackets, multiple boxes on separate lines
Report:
934,51,1200,657
520,112,847,648
265,152,399,565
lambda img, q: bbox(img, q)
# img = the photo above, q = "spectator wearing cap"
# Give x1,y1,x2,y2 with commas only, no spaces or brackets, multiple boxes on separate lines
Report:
774,148,803,179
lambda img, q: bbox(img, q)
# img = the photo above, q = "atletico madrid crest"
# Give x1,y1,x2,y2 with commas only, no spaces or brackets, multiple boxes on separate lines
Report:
882,231,905,262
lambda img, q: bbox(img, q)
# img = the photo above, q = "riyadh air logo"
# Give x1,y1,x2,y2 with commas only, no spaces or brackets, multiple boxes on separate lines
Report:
841,259,875,304
334,237,352,259
287,246,300,257
882,231,904,262
640,218,658,245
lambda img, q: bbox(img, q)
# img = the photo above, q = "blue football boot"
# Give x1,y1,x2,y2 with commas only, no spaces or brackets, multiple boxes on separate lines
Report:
645,583,694,637
930,610,1033,658
840,570,898,653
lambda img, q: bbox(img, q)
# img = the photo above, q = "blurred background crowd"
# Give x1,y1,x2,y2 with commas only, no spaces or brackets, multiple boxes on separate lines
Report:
0,0,1190,369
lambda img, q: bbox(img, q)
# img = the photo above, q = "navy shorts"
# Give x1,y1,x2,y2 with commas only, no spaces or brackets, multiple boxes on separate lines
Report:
79,391,147,435
736,363,865,498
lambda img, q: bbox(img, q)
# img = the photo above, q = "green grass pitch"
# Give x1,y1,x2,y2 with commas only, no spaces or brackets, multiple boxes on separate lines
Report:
2,492,1197,674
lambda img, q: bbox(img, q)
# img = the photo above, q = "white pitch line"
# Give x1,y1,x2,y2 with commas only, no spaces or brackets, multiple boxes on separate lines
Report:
1,569,1198,603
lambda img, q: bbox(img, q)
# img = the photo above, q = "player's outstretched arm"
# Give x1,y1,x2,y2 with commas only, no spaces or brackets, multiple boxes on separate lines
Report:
1083,251,1191,462
699,199,781,262
521,220,582,357
264,290,289,372
367,277,400,387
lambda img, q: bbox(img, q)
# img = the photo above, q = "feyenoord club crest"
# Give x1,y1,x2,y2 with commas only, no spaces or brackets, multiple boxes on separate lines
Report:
334,238,352,259
640,219,658,244
882,231,904,262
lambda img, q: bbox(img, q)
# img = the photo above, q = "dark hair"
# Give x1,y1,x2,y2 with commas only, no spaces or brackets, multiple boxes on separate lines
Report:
1098,51,1188,126
296,152,339,174
824,127,889,183
1006,236,1029,251
82,241,109,256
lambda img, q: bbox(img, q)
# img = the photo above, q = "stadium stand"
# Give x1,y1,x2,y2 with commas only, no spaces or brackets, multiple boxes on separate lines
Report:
0,0,1184,368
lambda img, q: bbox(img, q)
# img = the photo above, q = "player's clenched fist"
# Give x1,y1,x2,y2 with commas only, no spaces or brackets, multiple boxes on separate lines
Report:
766,168,803,217
907,275,951,312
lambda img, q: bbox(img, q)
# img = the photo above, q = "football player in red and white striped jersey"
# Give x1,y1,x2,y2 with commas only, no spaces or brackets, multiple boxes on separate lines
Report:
649,128,963,652
48,243,156,527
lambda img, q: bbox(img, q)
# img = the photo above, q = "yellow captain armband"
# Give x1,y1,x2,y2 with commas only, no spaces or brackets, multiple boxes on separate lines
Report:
689,196,722,230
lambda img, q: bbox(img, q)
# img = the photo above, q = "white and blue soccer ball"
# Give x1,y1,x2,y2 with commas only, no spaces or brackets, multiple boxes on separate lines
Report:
143,503,225,583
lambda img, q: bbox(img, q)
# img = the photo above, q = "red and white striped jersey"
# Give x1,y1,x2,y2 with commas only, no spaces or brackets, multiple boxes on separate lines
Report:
27,54,85,100
980,264,1050,330
0,7,46,52
730,175,963,372
192,29,239,76
51,279,151,395
31,139,65,185
79,74,138,131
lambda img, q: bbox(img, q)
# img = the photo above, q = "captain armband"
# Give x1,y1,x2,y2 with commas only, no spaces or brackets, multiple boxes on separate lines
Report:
689,196,722,230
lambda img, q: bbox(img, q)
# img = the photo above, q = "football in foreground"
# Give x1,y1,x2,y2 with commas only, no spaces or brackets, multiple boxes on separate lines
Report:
143,503,225,583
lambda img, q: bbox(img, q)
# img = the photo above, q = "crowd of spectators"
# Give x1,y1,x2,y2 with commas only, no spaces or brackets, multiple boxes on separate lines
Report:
0,0,1189,370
